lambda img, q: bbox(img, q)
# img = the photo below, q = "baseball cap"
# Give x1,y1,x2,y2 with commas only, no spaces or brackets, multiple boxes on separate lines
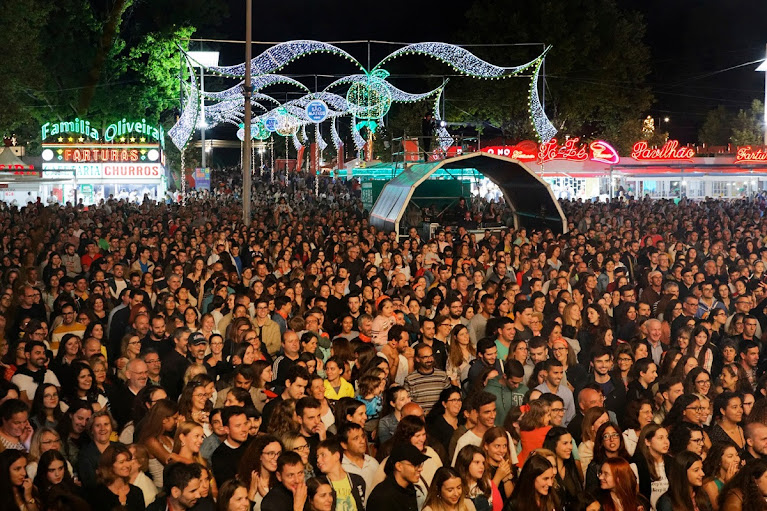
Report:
388,444,429,467
189,332,207,346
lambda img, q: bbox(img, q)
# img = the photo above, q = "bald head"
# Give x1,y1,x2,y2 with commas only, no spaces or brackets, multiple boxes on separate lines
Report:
746,421,767,458
577,388,601,412
401,402,424,419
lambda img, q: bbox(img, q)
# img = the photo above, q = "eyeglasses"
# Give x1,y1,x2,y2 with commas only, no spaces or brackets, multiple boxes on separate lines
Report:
695,379,710,385
262,450,282,458
602,433,621,440
690,437,705,444
293,444,310,452
686,406,706,413
550,408,565,414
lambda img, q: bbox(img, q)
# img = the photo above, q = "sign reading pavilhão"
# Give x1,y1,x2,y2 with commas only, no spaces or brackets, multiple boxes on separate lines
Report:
41,118,165,148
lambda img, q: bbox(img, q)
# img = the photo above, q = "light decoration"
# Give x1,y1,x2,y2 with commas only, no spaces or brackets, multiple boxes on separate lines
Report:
292,133,303,151
170,41,557,149
631,140,694,161
346,69,393,121
351,117,366,151
331,118,343,151
169,56,200,150
432,87,453,151
316,124,327,151
203,40,365,77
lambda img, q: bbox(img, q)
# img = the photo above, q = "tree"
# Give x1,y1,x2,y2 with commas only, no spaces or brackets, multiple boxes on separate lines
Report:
698,106,732,146
730,100,764,146
444,0,653,141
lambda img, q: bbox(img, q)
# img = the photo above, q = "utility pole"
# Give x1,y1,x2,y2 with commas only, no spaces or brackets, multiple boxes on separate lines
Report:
242,0,252,225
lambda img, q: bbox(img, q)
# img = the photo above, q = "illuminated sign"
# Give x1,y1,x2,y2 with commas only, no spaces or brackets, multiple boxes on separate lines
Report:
60,148,141,163
41,118,165,147
483,138,620,165
482,141,538,161
631,140,694,161
42,163,164,180
0,163,34,171
735,146,767,163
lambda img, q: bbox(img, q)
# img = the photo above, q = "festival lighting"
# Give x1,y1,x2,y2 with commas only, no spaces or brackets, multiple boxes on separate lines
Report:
169,57,200,150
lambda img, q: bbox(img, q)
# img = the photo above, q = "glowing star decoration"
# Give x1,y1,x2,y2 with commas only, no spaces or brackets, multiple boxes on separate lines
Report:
631,140,695,161
346,70,393,122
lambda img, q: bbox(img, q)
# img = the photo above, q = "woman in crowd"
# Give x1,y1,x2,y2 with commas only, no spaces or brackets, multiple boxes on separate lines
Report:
517,399,551,466
26,427,72,480
718,459,767,510
583,421,631,496
702,442,741,511
237,435,282,507
454,445,497,511
626,358,657,403
578,406,609,470
622,399,653,456
216,479,250,511
422,467,476,511
708,391,745,455
136,399,180,489
282,433,315,480
128,444,157,507
632,424,671,509
88,443,144,510
655,452,711,511
77,409,116,488
481,427,514,504
32,450,81,506
446,324,476,387
586,457,647,511
29,384,64,430
506,454,558,511
427,387,462,458
66,361,108,411
542,426,585,511
0,449,39,511
304,477,335,511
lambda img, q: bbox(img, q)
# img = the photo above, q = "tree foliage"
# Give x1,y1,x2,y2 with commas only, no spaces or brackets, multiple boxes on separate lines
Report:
446,0,653,141
0,0,224,149
698,100,764,147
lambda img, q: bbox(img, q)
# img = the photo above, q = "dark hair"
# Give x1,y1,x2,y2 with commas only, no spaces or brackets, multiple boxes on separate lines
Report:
237,435,282,488
337,422,364,446
34,449,76,498
668,422,705,455
30,383,64,427
96,443,133,485
306,477,337,511
508,454,559,511
662,452,710,511
216,479,247,511
276,451,303,473
623,399,653,431
454,445,491,498
712,391,741,423
163,462,202,495
476,337,496,356
295,396,321,418
593,422,630,465
0,399,27,424
466,391,496,412
718,458,767,510
0,449,28,511
333,397,365,429
543,426,583,498
221,405,246,427
663,394,701,429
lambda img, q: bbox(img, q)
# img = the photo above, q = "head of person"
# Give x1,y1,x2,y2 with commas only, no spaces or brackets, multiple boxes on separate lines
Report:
422,467,466,511
663,452,706,509
222,406,249,445
215,480,250,511
305,477,336,511
509,453,558,506
96,443,133,485
0,399,28,439
275,451,305,492
164,462,203,510
598,458,639,508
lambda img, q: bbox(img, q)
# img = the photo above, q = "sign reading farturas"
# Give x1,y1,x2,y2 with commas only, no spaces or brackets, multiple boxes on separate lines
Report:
631,140,694,161
482,138,620,165
735,146,767,163
41,118,165,147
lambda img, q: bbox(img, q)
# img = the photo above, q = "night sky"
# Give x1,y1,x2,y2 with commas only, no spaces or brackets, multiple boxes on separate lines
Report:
201,0,767,144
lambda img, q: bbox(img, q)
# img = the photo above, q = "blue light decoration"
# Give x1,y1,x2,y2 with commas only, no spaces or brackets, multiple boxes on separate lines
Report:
169,40,557,150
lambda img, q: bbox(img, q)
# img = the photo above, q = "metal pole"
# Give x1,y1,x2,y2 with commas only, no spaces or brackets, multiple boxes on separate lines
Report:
242,0,252,225
200,67,206,168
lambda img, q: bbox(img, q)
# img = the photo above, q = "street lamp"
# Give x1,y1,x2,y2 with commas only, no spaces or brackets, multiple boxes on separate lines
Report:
187,51,220,168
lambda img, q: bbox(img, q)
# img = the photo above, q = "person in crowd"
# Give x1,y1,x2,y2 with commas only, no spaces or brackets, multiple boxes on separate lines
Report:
506,453,558,511
655,451,711,511
236,434,283,508
147,462,203,511
88,443,145,510
586,457,648,511
261,452,307,511
701,442,741,511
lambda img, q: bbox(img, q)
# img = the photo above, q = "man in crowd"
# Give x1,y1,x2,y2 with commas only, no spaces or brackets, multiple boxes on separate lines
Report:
403,343,450,414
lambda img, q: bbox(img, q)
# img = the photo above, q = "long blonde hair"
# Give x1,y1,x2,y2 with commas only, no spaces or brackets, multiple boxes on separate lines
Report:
172,421,206,466
563,303,582,329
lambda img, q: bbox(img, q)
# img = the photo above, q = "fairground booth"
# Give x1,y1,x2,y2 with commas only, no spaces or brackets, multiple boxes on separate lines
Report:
40,118,167,204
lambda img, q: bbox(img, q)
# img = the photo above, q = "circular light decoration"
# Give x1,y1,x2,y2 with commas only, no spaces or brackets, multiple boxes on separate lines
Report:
147,149,160,162
275,112,299,137
42,149,54,161
347,69,392,122
237,119,271,141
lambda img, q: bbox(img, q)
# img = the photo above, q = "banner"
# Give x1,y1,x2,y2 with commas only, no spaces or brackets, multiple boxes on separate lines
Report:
194,168,211,190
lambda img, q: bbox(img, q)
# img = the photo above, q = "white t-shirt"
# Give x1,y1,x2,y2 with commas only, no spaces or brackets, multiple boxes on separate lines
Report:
11,371,60,402
650,461,668,510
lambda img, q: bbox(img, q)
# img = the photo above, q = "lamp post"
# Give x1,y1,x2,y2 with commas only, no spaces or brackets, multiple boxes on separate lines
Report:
187,51,220,169
242,0,252,225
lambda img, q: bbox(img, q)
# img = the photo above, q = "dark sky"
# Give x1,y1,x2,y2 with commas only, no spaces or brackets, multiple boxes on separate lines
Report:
202,0,767,144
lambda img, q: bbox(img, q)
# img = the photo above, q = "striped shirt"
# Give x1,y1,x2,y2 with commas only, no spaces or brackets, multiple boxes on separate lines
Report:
403,369,451,414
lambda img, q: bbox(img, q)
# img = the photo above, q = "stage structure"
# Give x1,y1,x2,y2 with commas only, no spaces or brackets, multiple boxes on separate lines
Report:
169,40,557,165
369,152,567,235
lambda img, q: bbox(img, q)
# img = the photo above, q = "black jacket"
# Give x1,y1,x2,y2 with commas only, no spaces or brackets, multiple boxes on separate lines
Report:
367,475,418,511
586,374,627,428
261,483,294,511
323,473,366,511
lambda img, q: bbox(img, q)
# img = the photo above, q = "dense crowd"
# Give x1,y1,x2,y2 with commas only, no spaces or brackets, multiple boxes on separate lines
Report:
0,171,766,511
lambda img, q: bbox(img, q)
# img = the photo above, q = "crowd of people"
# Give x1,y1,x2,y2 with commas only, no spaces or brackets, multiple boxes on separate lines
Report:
0,170,766,511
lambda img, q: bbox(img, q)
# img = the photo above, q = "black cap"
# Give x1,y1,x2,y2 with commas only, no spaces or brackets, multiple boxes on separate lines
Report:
389,444,429,467
189,332,207,346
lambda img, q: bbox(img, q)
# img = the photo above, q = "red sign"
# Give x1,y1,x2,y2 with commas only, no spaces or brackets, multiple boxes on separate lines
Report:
735,146,767,163
483,141,538,162
483,138,620,165
631,140,694,161
62,148,140,163
0,164,34,171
